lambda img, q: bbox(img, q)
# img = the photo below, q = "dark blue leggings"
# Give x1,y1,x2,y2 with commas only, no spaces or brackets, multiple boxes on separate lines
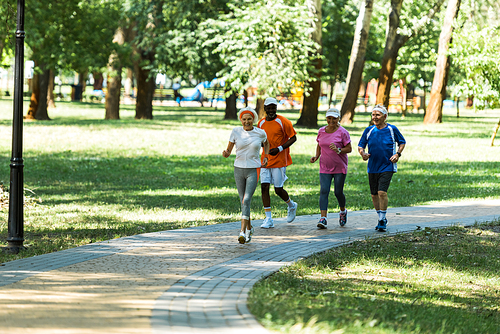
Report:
319,173,346,211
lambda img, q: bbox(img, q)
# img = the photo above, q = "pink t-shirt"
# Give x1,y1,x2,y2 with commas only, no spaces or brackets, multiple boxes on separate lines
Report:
316,126,351,174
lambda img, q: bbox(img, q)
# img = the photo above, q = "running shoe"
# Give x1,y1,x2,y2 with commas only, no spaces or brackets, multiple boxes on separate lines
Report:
375,218,387,232
287,201,298,223
238,231,246,244
339,210,347,227
260,217,274,229
317,217,328,229
245,226,254,243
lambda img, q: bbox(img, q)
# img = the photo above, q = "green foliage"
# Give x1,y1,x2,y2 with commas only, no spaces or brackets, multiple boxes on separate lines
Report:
155,0,230,81
321,0,357,83
201,0,320,95
449,23,500,109
395,1,443,87
25,0,121,72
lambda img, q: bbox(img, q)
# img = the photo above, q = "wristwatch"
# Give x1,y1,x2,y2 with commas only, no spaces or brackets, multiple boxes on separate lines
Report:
337,147,342,154
396,152,401,157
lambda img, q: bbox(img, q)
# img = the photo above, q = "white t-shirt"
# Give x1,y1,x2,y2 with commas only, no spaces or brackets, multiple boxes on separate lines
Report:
229,127,267,168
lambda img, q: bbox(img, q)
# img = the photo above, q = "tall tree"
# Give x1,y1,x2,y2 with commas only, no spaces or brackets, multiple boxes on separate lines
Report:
127,0,165,120
321,0,357,108
448,6,500,144
24,0,120,120
376,0,446,107
203,0,319,119
105,27,126,120
424,0,461,124
296,0,322,128
157,0,231,116
340,0,375,124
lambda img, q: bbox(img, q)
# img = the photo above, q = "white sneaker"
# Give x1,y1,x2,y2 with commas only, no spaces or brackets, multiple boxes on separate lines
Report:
287,201,298,223
238,231,246,244
245,227,254,243
260,217,274,228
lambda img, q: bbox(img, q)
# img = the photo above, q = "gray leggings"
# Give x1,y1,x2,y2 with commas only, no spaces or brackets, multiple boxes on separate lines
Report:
234,167,258,220
319,173,346,211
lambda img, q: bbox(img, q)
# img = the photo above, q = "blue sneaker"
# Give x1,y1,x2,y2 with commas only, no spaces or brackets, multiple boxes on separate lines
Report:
339,211,347,227
376,218,387,232
317,217,328,229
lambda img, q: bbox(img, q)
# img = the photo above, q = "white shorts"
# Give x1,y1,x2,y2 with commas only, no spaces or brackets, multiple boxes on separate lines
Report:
260,167,288,188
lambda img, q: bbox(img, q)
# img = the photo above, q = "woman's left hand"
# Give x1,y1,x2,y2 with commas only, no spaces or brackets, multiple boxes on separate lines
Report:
261,157,268,168
329,143,338,151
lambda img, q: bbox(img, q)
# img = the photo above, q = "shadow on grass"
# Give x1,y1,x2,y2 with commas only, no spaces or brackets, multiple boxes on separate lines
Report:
252,276,499,333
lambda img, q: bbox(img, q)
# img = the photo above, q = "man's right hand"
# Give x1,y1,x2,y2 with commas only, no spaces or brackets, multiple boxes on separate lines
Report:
269,148,280,156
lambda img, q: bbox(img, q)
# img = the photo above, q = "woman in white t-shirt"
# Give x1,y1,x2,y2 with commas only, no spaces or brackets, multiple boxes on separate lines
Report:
223,107,269,244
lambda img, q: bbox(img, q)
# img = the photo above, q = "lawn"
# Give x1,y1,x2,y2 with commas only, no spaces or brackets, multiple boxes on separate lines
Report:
0,98,499,265
248,221,500,334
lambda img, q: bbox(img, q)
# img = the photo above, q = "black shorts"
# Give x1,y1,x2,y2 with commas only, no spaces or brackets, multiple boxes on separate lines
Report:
368,172,394,195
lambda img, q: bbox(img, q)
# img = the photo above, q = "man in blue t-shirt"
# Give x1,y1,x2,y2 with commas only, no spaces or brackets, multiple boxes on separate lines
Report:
358,104,406,231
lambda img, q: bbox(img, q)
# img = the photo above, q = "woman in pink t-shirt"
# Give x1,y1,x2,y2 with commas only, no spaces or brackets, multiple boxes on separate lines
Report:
310,108,352,229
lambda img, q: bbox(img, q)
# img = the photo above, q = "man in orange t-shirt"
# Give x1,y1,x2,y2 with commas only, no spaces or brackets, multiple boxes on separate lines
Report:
257,97,298,228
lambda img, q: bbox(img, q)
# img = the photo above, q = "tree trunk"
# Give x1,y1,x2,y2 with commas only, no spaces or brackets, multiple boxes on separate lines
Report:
377,0,445,107
35,67,51,120
256,97,265,120
376,0,403,107
93,72,104,90
26,64,40,120
224,91,237,120
47,69,56,109
340,0,374,124
78,71,87,98
135,59,155,120
491,118,500,146
424,0,461,124
243,89,249,107
296,0,322,128
105,27,125,120
124,68,133,97
105,70,121,120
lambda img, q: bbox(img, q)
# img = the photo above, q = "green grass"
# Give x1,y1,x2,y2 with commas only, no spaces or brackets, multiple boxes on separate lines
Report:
248,221,500,333
0,98,499,264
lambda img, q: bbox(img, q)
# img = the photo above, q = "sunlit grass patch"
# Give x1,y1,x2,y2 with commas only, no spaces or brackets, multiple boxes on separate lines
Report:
248,221,500,333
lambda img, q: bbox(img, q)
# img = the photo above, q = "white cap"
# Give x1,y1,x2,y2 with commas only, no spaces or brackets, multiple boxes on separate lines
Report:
325,108,340,118
264,97,278,106
372,104,388,115
238,107,258,123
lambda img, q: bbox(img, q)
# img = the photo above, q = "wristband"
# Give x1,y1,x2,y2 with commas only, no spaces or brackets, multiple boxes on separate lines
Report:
396,152,401,157
278,146,284,152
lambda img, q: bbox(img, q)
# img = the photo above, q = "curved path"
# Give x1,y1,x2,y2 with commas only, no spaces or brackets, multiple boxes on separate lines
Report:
1,199,499,333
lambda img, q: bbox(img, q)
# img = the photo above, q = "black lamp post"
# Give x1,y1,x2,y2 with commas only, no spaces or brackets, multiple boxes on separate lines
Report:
5,0,26,254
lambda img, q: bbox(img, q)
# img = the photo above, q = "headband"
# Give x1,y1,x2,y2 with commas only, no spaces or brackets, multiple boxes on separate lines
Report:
373,104,388,115
238,107,258,123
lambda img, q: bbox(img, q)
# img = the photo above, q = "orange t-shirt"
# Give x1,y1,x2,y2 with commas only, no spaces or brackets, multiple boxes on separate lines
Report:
257,115,297,168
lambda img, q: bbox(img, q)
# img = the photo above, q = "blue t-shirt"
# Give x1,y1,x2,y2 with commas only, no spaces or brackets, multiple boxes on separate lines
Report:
358,124,406,173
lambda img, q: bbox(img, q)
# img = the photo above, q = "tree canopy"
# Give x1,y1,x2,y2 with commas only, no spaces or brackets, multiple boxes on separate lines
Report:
202,0,320,97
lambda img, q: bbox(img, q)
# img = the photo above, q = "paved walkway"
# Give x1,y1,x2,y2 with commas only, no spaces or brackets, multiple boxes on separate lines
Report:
1,199,499,334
